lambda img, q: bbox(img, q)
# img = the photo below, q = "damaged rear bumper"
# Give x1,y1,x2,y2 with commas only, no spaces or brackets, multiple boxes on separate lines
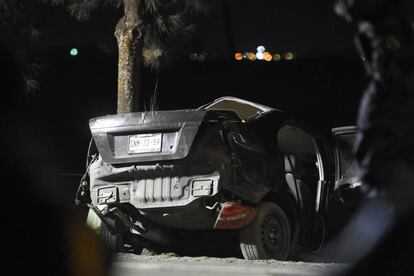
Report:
89,158,220,209
88,157,224,230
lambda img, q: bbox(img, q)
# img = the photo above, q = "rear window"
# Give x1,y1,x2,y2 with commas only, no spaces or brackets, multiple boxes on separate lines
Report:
201,97,273,121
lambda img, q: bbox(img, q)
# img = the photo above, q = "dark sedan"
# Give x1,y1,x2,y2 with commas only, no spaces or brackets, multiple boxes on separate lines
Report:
77,97,362,260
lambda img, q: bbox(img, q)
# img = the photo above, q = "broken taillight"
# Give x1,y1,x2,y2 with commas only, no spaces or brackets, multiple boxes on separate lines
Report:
213,202,256,229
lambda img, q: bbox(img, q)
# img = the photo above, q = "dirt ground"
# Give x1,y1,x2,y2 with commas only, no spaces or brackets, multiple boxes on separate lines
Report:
111,252,348,276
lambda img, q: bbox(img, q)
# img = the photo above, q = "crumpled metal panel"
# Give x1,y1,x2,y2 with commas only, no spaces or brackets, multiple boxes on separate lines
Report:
89,155,220,209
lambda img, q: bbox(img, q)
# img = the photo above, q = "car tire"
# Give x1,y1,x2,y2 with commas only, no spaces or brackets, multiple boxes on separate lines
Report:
239,202,291,260
100,222,124,252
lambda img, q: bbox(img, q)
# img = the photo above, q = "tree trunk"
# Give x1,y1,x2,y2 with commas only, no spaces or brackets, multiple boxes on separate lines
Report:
115,0,143,114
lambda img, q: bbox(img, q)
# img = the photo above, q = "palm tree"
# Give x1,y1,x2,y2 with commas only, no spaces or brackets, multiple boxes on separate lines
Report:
1,0,40,97
44,0,214,114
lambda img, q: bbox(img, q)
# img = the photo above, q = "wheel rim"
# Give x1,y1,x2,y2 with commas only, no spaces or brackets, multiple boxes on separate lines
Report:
261,214,284,256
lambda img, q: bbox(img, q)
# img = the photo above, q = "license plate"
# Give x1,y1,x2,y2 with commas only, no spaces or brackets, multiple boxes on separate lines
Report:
128,133,162,154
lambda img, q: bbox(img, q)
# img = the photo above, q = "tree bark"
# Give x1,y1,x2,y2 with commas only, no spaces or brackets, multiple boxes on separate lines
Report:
115,0,143,114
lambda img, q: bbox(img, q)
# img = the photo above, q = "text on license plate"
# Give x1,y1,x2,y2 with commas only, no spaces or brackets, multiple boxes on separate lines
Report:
128,133,162,154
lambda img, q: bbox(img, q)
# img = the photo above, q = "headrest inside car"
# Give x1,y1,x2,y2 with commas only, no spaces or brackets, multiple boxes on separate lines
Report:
284,155,296,173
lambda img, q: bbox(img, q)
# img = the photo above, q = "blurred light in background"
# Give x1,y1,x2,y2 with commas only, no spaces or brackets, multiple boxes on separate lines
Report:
284,52,294,60
257,45,265,53
190,53,198,61
273,54,281,61
235,52,243,61
70,48,79,56
233,50,296,62
247,52,256,61
189,52,208,62
263,52,272,61
197,52,207,62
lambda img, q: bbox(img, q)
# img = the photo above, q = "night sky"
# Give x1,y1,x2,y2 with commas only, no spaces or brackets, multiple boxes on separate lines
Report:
38,0,356,57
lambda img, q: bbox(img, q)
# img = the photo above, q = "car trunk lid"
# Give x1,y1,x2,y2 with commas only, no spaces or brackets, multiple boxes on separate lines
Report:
90,109,207,165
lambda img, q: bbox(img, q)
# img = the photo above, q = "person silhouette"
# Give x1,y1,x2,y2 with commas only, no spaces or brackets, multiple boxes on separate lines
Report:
321,1,414,274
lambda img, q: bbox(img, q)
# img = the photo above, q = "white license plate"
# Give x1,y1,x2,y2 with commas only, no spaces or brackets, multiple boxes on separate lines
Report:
128,133,162,154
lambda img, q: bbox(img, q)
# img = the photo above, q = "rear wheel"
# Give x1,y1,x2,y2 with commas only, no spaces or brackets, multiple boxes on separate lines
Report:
239,202,291,260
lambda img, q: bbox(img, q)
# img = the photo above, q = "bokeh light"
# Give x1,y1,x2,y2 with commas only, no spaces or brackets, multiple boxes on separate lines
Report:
70,48,78,56
247,52,256,61
235,52,243,61
273,54,281,61
284,52,295,60
257,45,265,53
198,53,207,62
263,52,272,61
190,53,198,61
234,49,295,62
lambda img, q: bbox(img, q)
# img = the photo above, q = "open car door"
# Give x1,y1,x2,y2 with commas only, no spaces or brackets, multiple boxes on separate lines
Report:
332,126,364,210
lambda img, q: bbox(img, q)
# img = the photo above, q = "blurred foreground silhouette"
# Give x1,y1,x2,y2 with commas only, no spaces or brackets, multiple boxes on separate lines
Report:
321,1,414,274
0,22,111,275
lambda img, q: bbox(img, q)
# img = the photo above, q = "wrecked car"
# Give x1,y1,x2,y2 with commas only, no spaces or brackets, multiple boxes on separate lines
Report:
76,96,361,260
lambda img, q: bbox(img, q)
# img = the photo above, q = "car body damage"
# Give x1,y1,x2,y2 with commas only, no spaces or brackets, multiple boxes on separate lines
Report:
77,97,361,260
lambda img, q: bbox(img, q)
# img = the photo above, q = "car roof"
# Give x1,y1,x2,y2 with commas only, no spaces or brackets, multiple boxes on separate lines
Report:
198,96,276,121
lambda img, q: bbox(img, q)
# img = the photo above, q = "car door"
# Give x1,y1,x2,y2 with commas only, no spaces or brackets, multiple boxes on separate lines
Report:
332,126,364,210
277,124,326,212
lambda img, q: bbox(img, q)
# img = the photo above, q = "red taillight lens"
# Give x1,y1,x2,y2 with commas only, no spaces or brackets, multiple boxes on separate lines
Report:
214,202,256,229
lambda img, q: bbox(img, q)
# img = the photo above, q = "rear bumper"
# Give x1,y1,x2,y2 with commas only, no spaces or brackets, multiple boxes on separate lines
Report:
89,158,220,210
